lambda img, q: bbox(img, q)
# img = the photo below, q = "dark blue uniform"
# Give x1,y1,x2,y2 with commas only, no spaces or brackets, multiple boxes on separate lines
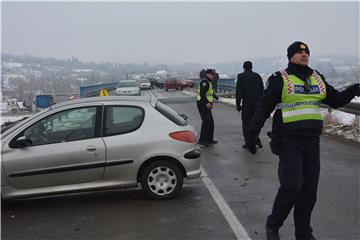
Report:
251,62,360,239
197,78,214,144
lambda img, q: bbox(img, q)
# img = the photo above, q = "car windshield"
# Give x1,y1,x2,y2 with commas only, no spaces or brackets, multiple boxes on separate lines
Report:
118,81,137,87
139,80,149,83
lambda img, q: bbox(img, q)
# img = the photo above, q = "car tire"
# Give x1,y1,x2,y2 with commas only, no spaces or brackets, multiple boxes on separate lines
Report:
164,87,168,91
141,160,183,200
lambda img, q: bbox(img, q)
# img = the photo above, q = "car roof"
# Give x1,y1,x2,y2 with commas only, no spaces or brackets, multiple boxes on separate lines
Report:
119,80,137,82
52,96,153,109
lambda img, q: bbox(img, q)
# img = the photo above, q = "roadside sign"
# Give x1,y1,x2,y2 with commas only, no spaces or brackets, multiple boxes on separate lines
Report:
100,89,109,96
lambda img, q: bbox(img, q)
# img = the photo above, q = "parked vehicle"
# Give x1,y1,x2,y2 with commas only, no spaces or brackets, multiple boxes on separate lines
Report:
137,79,151,90
163,78,194,91
1,96,201,200
176,79,194,89
155,79,165,89
115,80,140,96
147,78,158,88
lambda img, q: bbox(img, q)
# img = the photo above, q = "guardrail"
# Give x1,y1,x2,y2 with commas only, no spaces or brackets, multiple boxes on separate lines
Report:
213,84,360,116
80,82,118,98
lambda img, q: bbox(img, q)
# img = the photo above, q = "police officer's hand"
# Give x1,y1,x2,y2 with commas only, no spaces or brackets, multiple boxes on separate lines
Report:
237,105,242,112
248,129,260,155
214,94,219,100
206,103,212,109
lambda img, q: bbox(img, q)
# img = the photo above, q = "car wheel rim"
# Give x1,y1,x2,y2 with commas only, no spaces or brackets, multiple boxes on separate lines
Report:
147,166,177,196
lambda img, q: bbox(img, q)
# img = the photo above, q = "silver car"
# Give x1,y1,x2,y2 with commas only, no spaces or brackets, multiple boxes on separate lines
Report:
137,79,152,90
115,80,140,96
1,96,201,200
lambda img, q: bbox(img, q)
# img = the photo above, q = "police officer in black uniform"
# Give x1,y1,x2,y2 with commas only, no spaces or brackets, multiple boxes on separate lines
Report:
248,41,360,240
197,68,218,146
236,61,264,149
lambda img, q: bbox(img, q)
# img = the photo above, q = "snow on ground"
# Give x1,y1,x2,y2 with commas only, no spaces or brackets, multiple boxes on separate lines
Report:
182,90,197,97
218,96,359,126
216,95,359,143
218,97,236,107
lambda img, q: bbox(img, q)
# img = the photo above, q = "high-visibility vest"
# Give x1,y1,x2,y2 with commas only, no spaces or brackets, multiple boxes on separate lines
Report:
277,70,326,123
197,79,214,103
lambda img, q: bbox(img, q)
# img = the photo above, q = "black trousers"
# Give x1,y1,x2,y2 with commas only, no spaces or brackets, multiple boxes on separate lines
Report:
241,107,256,146
197,102,214,143
266,135,320,239
242,118,252,145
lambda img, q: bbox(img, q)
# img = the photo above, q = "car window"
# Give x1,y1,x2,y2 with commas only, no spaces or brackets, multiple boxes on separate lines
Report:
20,107,97,146
118,81,137,87
155,102,187,126
104,106,144,136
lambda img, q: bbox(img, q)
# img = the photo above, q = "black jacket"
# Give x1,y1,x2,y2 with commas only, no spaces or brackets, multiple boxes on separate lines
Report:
236,70,264,119
252,62,360,136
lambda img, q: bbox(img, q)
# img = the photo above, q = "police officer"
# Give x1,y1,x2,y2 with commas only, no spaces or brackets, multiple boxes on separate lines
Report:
236,61,264,149
197,68,218,146
248,41,360,240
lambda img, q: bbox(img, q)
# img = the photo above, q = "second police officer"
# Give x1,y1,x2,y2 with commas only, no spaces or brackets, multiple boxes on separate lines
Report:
197,68,218,146
248,41,360,240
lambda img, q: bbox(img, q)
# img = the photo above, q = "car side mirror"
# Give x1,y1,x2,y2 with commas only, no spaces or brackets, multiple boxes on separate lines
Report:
12,136,32,148
178,114,188,121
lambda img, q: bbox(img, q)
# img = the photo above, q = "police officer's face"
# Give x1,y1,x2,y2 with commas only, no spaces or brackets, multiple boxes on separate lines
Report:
290,50,309,66
206,73,214,80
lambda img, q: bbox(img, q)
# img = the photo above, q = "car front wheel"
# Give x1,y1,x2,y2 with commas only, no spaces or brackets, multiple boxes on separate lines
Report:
141,160,183,199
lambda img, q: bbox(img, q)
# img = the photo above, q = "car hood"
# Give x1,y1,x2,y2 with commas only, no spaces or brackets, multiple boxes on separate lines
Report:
1,110,47,138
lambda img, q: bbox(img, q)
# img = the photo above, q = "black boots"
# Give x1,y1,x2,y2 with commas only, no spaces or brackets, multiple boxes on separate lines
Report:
266,226,317,240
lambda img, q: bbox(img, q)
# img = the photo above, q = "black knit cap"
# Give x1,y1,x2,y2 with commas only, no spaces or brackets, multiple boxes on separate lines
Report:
243,61,252,70
287,41,310,60
205,68,216,75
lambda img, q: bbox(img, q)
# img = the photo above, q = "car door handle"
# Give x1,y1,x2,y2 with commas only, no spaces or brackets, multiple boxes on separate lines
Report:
86,146,97,152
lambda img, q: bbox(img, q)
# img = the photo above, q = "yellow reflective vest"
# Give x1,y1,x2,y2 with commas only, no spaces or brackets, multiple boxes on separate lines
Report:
277,70,326,124
197,79,214,103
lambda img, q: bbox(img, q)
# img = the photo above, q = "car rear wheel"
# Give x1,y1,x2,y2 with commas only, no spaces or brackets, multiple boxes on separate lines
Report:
141,160,183,199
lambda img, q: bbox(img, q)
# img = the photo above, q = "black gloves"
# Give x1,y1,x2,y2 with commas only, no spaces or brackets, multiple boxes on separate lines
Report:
237,105,242,112
248,128,260,155
214,94,219,100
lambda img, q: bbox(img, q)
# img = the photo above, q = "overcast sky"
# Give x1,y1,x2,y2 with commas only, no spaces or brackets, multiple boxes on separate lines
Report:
2,1,359,64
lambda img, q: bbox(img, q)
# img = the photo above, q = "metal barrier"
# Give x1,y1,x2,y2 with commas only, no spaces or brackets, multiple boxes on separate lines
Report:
80,82,118,98
215,84,360,116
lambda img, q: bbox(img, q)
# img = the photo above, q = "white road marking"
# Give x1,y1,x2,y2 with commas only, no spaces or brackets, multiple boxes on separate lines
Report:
201,167,251,240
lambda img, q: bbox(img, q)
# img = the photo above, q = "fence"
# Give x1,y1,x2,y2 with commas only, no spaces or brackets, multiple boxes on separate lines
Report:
206,83,360,119
80,82,118,98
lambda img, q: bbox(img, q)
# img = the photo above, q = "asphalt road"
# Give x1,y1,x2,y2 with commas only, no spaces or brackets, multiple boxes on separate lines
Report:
2,88,359,240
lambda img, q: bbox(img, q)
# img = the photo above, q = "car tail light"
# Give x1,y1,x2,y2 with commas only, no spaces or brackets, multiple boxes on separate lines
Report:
169,131,196,143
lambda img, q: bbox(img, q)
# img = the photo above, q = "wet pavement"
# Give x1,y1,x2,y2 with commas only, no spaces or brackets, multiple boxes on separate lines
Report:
2,89,359,240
